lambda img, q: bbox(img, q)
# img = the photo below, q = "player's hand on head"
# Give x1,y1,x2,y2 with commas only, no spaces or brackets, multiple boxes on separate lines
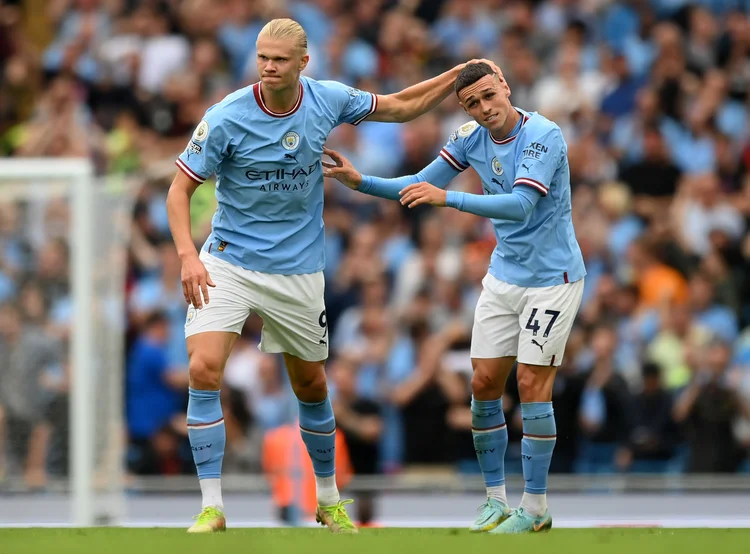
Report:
322,146,362,190
466,58,502,77
399,182,447,208
180,253,215,309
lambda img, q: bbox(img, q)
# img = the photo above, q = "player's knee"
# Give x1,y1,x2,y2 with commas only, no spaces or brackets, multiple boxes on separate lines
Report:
189,355,223,390
471,365,501,398
516,365,553,401
290,370,328,402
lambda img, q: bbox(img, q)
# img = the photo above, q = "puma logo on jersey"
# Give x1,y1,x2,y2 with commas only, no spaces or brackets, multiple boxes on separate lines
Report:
491,177,506,191
284,153,298,163
531,339,547,352
522,163,531,172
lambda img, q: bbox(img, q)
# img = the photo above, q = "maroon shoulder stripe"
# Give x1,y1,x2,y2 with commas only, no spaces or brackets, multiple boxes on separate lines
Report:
440,148,468,171
513,177,549,196
352,93,378,126
175,159,205,183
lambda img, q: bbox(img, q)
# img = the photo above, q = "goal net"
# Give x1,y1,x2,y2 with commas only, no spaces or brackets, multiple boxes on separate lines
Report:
0,159,135,525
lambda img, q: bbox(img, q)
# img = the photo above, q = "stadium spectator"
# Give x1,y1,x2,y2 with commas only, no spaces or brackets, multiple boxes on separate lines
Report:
623,362,680,473
125,311,189,476
674,338,750,473
330,354,383,525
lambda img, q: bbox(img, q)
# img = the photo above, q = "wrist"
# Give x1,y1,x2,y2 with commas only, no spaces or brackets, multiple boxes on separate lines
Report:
178,247,199,261
358,174,372,193
445,190,462,209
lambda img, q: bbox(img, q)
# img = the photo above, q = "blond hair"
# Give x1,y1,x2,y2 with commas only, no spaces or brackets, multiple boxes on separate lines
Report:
258,18,308,53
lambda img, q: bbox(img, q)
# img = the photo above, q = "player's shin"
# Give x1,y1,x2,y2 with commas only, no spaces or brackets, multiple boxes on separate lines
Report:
187,388,226,510
471,397,508,504
520,402,556,517
298,397,340,506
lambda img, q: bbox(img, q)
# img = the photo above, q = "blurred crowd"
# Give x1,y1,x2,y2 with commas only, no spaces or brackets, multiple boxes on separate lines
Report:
1,0,750,499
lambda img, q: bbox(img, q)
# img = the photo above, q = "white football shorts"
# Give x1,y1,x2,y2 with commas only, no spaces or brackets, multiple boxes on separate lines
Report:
470,272,584,366
184,250,328,362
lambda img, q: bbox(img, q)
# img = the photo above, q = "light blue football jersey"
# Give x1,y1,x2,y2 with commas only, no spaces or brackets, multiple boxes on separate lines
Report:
176,76,377,275
441,109,586,287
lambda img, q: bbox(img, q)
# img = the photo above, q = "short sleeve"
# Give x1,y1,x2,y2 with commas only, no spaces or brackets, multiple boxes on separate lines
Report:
176,106,232,184
513,127,566,196
322,80,378,126
439,122,476,172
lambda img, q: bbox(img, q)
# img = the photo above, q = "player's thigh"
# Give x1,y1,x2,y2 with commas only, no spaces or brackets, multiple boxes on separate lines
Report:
185,251,254,339
516,279,584,368
516,363,559,403
470,274,521,359
257,271,329,364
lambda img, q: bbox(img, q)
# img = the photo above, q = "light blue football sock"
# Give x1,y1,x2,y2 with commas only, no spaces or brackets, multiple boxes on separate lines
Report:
187,388,225,480
298,397,336,478
521,402,556,494
472,397,508,488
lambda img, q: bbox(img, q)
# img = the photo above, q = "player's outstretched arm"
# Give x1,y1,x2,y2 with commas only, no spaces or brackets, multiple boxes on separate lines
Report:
166,170,215,309
400,182,543,222
368,58,501,123
322,147,459,199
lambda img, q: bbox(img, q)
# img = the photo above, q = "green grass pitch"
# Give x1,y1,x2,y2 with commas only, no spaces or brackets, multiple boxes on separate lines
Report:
2,528,749,554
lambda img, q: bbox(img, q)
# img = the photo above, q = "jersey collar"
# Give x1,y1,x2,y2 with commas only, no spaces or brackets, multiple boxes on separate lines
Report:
490,109,529,145
253,82,304,118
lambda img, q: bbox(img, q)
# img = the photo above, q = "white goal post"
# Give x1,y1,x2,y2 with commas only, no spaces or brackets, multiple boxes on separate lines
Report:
0,158,131,526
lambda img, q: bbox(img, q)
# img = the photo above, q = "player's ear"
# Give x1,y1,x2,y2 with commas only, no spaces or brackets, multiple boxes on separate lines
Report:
458,101,469,116
299,54,309,72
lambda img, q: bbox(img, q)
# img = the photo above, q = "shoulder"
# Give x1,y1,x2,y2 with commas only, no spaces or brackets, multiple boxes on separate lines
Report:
520,111,565,144
448,120,483,147
198,85,253,129
303,76,353,99
195,85,254,138
208,85,255,119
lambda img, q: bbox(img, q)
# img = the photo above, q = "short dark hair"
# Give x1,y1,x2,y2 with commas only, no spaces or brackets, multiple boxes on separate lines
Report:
455,62,496,96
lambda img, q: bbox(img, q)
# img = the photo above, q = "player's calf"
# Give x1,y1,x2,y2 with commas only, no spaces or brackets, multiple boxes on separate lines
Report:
469,357,515,531
284,354,352,526
515,364,557,520
185,333,237,532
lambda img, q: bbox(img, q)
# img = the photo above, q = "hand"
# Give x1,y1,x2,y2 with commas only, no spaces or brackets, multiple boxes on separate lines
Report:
322,147,362,190
465,58,503,77
399,182,447,208
180,253,215,309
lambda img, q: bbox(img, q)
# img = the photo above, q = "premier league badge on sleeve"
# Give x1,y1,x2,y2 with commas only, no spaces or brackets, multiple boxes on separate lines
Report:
193,120,209,142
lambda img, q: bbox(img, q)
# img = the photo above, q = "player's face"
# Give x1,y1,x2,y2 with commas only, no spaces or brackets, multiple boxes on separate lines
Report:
256,37,309,92
458,74,512,133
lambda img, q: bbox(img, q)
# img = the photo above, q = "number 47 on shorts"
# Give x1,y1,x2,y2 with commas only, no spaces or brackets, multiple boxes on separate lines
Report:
524,308,560,338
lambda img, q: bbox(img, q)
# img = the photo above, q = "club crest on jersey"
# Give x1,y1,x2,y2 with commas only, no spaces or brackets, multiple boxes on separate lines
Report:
457,121,478,137
491,157,504,176
282,131,300,151
192,120,209,143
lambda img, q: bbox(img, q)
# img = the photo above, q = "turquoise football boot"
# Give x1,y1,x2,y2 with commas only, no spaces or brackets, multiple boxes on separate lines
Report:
470,498,511,532
490,507,552,534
